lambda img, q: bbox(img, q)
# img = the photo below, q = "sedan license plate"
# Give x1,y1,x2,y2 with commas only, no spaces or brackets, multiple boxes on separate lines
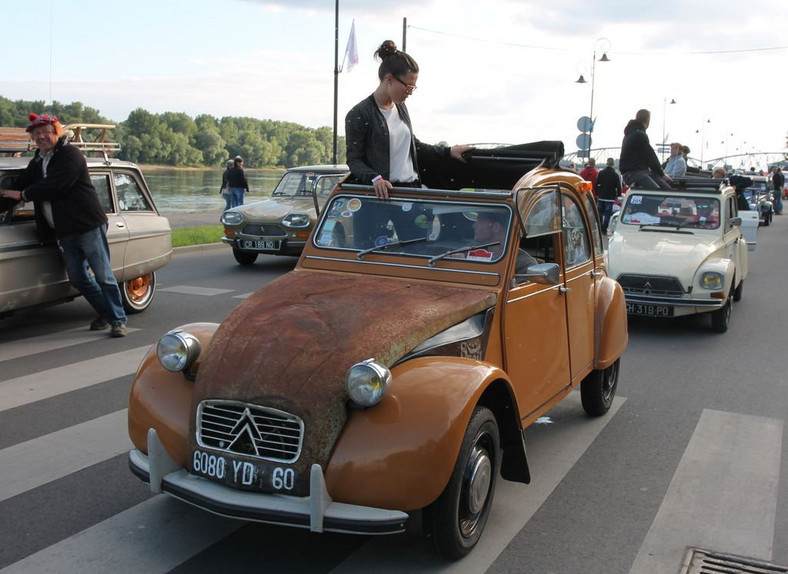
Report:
191,449,298,493
241,239,280,251
627,303,673,317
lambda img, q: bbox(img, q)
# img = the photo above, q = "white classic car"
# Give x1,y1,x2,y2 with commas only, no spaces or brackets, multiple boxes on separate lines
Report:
607,178,748,333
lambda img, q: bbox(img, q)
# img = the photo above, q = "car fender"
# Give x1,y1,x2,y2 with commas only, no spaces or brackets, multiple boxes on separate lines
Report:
128,322,219,466
594,276,628,370
325,356,513,511
694,257,736,297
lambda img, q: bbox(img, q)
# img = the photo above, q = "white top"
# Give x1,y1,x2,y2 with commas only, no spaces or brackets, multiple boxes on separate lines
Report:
380,106,418,183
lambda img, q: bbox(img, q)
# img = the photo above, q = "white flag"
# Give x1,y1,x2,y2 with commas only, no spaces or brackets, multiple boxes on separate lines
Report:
345,20,358,72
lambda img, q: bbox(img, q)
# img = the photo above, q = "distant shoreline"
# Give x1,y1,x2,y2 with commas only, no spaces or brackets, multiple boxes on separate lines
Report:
139,164,285,174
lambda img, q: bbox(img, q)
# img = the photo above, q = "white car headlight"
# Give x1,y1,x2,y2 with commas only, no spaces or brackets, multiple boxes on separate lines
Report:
283,213,310,228
157,330,202,372
345,359,391,407
700,272,723,290
221,211,243,226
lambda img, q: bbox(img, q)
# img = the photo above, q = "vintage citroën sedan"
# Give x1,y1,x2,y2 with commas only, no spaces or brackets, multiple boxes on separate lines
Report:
127,142,628,559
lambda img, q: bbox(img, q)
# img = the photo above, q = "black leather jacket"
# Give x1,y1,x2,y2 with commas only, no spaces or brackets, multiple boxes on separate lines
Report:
345,94,450,185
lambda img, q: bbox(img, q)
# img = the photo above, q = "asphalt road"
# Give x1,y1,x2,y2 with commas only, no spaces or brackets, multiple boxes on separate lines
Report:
1,220,786,574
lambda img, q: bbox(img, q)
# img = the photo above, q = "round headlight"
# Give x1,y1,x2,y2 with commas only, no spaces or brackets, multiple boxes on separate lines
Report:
157,330,202,372
345,359,391,407
700,271,723,290
221,211,243,226
283,213,310,228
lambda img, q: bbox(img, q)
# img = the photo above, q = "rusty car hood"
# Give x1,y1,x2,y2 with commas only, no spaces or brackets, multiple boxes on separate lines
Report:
190,270,496,486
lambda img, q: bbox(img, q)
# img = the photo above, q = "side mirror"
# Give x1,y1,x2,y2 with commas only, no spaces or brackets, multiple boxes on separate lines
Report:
729,216,742,227
514,262,560,286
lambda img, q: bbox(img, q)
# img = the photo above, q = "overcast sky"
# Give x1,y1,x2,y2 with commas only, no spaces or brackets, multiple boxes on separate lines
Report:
3,0,786,167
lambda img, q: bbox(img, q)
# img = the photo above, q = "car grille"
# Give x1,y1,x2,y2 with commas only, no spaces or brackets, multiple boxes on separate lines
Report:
196,400,304,463
241,224,286,237
616,274,685,296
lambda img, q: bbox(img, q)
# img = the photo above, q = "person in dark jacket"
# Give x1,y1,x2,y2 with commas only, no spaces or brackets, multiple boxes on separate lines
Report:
594,157,623,234
771,167,784,215
219,159,234,211
345,40,471,200
226,156,249,208
0,113,127,336
619,109,672,190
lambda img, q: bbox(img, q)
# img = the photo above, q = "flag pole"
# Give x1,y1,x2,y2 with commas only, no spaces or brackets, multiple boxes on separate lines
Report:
332,0,339,165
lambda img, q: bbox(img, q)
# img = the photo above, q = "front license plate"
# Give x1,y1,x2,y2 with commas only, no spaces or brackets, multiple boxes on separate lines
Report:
627,303,674,317
191,449,298,493
241,239,280,250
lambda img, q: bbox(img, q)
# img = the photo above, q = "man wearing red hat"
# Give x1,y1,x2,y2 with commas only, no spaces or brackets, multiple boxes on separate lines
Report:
0,113,128,337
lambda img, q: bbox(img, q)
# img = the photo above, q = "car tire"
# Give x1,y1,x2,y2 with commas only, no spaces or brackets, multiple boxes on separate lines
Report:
733,278,743,302
121,271,156,313
710,293,732,333
424,406,500,560
233,249,258,266
580,359,619,417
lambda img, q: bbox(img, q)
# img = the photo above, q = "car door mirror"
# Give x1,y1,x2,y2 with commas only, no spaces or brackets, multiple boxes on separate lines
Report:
729,216,742,227
515,262,560,286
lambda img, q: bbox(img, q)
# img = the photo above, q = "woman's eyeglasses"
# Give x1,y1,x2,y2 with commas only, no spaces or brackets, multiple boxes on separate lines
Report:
393,76,417,93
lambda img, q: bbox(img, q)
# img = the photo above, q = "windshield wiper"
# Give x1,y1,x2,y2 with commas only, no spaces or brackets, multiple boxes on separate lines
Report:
638,223,694,233
356,236,430,259
428,242,500,267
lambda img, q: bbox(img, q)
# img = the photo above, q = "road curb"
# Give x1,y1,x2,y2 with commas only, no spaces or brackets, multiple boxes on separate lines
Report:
173,243,229,255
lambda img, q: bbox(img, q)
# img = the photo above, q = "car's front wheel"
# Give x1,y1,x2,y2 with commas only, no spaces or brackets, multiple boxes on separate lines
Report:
710,293,732,333
424,406,500,560
581,359,619,416
233,249,258,265
121,271,156,313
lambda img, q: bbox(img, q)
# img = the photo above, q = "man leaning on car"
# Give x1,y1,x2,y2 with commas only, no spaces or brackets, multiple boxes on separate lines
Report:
0,113,128,337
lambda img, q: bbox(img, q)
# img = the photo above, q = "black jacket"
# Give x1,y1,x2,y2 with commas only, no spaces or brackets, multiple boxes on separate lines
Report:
16,137,107,238
345,94,449,185
595,166,622,200
619,120,664,177
226,167,249,191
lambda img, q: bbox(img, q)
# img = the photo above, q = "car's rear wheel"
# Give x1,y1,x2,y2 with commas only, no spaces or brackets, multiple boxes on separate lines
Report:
122,271,156,313
581,359,619,416
424,406,500,560
233,249,258,265
710,291,732,333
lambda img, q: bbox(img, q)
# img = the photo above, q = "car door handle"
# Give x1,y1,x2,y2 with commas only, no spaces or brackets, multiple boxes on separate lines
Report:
591,270,603,277
559,286,571,294
116,222,126,228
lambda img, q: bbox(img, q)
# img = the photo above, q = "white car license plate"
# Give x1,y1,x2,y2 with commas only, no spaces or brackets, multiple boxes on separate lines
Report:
241,239,280,250
191,449,297,492
626,303,673,317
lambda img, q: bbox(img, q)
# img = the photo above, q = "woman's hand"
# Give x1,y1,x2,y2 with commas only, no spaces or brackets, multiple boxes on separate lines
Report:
372,178,393,200
450,145,475,162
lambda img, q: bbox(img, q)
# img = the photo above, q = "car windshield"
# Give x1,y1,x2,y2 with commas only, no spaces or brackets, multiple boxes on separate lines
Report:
313,195,513,263
272,172,344,198
620,193,721,230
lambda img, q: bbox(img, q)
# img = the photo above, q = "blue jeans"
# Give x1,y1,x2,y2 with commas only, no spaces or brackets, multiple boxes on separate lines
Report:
773,190,783,215
58,224,127,324
230,188,245,208
623,170,672,190
597,199,615,233
222,190,233,211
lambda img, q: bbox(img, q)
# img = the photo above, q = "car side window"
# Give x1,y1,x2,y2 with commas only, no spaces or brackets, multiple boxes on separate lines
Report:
115,172,152,212
562,194,590,267
520,190,560,266
582,193,604,257
90,174,113,213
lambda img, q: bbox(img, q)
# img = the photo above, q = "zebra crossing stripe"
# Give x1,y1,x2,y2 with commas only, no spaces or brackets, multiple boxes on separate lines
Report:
0,496,242,574
0,346,149,412
630,409,783,574
0,409,130,504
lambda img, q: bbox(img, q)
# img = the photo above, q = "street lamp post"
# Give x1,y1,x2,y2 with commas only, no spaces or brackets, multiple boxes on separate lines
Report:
695,118,711,167
661,97,676,161
575,38,611,160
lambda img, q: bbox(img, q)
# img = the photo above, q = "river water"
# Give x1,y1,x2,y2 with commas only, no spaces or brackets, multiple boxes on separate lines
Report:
141,167,285,214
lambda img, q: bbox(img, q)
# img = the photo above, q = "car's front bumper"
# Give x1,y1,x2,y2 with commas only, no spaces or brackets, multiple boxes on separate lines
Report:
221,236,305,255
129,429,408,535
623,292,724,317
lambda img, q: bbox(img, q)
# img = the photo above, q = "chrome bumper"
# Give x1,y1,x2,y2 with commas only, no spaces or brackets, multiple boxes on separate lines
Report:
129,429,408,535
624,292,723,308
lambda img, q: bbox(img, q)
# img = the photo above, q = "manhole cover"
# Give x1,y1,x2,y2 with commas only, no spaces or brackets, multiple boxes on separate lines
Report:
680,547,788,574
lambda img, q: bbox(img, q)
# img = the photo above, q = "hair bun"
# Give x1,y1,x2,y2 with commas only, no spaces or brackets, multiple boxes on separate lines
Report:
376,40,398,60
